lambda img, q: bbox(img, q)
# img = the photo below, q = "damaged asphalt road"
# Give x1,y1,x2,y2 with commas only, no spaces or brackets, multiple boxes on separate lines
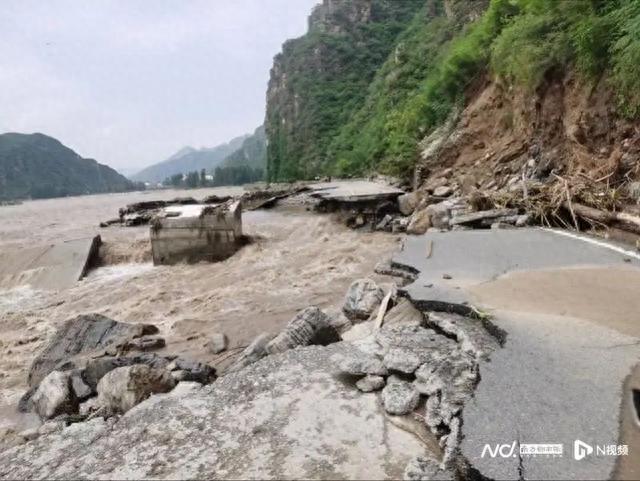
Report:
392,228,640,480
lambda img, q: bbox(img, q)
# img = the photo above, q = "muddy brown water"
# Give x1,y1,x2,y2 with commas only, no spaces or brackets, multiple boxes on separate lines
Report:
0,188,398,431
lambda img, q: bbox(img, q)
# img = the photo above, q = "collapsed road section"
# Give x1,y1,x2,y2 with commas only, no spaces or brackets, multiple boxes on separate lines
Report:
391,228,640,480
0,236,101,290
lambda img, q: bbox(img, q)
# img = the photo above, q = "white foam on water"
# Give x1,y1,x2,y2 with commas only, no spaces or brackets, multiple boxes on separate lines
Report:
85,263,155,283
0,285,47,313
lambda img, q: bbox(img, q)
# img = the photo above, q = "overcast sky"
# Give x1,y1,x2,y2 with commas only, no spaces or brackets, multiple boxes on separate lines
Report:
0,0,317,174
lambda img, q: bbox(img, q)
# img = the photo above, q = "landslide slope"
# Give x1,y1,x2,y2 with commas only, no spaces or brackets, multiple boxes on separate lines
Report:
266,0,640,200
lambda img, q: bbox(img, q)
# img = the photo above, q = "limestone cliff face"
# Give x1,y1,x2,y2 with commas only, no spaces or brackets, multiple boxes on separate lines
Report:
265,0,423,181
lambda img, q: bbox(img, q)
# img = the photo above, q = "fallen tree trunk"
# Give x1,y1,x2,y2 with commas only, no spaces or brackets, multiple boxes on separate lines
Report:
562,201,640,235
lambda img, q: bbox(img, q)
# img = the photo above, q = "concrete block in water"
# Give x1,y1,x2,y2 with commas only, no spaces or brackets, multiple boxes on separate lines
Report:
150,201,242,265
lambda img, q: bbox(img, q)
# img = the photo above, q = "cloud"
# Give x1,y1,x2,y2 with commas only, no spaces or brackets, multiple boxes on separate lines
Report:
0,0,317,172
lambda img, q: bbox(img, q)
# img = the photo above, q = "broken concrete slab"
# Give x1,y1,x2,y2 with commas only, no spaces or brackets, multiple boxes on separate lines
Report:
266,306,340,354
0,344,430,479
0,236,101,290
150,201,242,265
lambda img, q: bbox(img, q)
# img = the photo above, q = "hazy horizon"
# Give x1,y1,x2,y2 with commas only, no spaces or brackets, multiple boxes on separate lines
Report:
0,0,318,174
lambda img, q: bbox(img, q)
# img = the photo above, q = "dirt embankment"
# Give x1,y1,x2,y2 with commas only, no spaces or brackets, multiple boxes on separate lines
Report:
415,73,640,243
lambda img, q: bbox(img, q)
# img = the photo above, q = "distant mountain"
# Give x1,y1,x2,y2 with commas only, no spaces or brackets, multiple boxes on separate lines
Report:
131,135,248,183
221,126,266,169
0,132,136,201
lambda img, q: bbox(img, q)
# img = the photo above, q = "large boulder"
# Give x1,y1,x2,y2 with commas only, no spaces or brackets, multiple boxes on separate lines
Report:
30,371,78,420
397,192,420,216
406,207,431,235
266,307,340,354
407,208,431,235
97,364,176,415
28,313,158,388
343,279,385,321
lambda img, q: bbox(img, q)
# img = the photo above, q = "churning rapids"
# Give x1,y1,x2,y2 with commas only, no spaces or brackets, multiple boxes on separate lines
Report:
0,187,398,431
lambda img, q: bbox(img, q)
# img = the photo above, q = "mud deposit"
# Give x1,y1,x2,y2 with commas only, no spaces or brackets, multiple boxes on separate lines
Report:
0,188,397,427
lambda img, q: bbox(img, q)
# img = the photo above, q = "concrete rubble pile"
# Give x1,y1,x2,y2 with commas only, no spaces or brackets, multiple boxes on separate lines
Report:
222,275,504,479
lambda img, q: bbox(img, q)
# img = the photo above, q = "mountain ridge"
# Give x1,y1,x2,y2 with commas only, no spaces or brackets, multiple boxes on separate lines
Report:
0,132,137,201
131,135,248,183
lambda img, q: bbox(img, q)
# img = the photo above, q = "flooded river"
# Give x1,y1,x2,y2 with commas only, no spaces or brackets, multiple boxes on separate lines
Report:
0,188,398,427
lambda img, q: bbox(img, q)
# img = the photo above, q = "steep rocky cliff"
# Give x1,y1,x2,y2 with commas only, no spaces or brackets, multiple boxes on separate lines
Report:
265,0,423,181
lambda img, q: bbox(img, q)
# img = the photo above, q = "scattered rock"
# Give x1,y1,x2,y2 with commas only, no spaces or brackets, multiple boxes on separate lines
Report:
376,214,393,231
70,371,92,401
426,201,454,230
28,313,158,388
398,193,419,216
383,348,422,374
267,307,341,354
31,371,78,420
205,333,228,354
406,208,431,235
327,310,353,335
339,354,388,377
170,358,216,384
356,375,386,393
374,260,417,281
122,336,166,352
343,279,385,321
382,375,420,415
391,216,409,233
442,273,452,280
433,186,453,197
97,364,176,415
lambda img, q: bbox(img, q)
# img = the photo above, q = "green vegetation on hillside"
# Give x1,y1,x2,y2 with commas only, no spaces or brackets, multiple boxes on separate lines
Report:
267,0,640,181
0,133,138,200
266,0,424,181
